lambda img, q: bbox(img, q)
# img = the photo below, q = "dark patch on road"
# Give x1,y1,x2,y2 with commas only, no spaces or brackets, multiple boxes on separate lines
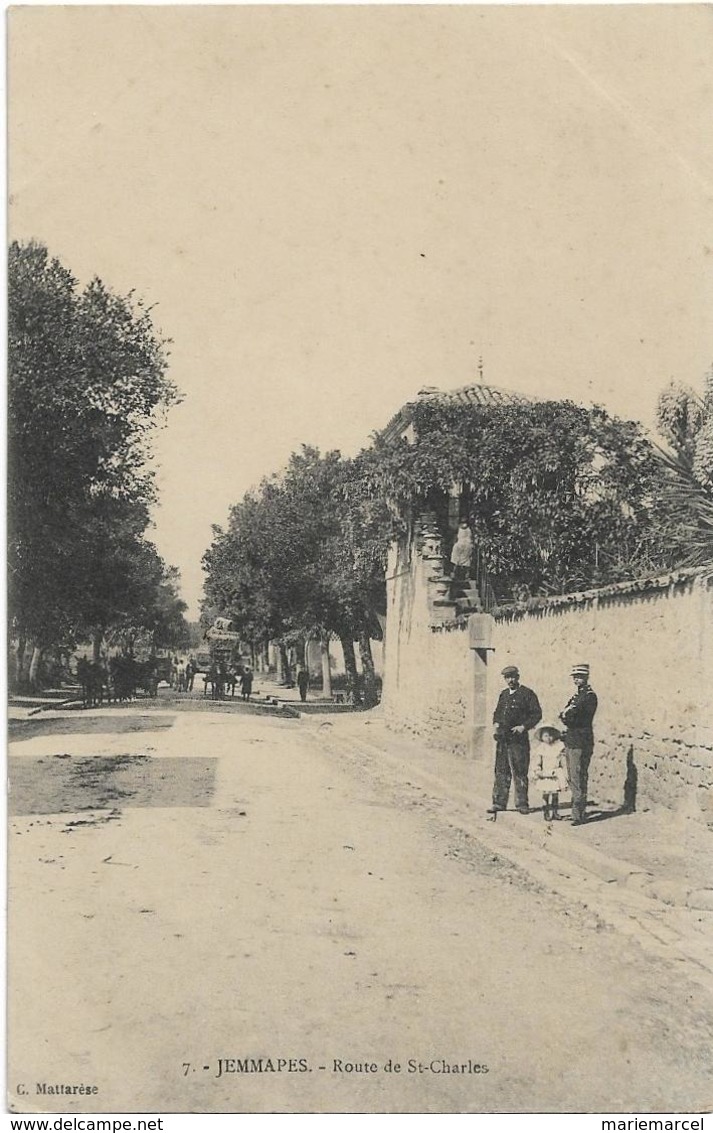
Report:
9,754,217,815
9,714,177,741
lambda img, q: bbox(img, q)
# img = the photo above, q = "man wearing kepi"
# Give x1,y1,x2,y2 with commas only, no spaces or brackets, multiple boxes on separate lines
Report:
489,665,542,815
559,663,598,826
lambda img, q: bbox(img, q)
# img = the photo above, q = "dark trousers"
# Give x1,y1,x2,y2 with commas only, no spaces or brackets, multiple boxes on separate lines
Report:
492,739,530,810
565,745,592,821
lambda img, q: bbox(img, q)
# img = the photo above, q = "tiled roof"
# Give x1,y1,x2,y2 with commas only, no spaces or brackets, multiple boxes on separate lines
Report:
380,382,529,443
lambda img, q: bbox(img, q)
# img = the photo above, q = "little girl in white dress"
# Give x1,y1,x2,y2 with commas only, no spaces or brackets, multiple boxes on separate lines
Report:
531,724,568,821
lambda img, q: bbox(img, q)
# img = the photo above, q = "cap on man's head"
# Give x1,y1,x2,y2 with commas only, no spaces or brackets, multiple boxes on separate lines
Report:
571,663,590,677
501,665,519,678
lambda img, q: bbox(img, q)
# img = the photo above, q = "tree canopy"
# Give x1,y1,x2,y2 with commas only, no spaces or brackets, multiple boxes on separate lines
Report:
364,398,683,597
202,446,390,702
8,240,187,682
202,390,707,703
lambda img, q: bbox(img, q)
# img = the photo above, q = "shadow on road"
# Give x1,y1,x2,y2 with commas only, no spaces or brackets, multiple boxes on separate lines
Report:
9,753,217,815
9,713,177,742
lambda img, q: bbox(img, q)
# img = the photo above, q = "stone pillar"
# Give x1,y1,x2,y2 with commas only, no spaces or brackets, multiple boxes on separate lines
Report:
467,613,495,760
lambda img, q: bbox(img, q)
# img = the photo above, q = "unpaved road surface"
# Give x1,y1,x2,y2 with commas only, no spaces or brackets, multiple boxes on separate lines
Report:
8,704,713,1113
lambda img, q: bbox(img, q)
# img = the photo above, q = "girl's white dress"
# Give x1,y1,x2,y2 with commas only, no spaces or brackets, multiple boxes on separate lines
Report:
531,739,568,794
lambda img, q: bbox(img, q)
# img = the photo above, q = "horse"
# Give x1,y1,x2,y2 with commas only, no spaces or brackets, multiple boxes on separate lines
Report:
76,658,109,708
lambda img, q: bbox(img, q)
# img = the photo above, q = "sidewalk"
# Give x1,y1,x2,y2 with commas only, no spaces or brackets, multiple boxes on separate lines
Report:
260,678,713,905
252,674,362,714
304,706,713,989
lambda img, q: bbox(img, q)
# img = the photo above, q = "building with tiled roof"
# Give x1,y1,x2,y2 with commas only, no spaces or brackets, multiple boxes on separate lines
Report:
380,381,530,445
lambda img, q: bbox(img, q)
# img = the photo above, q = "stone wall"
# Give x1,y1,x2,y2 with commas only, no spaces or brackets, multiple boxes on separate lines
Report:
383,533,713,822
383,536,471,754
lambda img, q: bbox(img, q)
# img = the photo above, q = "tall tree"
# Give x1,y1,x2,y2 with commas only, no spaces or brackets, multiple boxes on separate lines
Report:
8,240,181,683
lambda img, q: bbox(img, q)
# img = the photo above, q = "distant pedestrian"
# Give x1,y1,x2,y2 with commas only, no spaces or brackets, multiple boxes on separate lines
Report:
559,663,598,826
186,659,195,692
488,665,542,816
206,661,220,700
176,661,186,692
296,666,310,703
531,724,567,822
240,668,253,701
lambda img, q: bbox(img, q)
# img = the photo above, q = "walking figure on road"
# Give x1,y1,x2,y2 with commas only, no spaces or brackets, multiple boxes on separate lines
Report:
240,668,253,701
296,666,310,703
559,663,598,826
531,724,568,822
488,665,542,818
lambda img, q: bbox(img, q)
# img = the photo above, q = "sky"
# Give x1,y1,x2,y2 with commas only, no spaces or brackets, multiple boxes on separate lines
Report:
9,4,713,616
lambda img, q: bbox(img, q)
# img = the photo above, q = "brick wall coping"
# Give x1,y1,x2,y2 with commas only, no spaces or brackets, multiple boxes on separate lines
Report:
428,567,712,633
491,565,711,622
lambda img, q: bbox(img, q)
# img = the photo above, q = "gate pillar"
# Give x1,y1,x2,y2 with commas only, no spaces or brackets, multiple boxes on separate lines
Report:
467,613,495,760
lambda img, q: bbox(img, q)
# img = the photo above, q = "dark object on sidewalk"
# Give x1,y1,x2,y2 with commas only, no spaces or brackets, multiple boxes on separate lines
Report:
623,745,638,813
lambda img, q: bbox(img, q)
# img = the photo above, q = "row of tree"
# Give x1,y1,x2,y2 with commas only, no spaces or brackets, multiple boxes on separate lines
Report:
8,241,190,689
202,387,713,700
202,447,389,706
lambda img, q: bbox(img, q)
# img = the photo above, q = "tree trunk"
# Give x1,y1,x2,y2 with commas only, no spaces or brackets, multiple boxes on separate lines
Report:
339,635,361,706
358,629,379,708
28,644,43,690
15,634,27,688
320,634,332,699
279,642,292,686
92,631,103,664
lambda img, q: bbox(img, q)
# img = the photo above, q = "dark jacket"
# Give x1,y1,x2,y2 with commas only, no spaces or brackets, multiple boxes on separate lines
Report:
493,685,542,746
559,686,598,751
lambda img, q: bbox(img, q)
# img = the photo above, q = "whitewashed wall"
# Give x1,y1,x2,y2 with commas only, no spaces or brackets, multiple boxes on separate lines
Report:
383,539,713,822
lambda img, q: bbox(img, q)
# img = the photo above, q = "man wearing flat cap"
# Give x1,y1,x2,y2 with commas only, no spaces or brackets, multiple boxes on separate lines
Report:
559,663,598,826
489,665,542,815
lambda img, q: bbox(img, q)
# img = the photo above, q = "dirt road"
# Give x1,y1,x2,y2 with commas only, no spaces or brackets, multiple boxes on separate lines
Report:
8,703,713,1113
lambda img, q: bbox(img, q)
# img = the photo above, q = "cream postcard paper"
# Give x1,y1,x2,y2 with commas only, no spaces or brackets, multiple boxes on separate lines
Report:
7,5,713,1115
